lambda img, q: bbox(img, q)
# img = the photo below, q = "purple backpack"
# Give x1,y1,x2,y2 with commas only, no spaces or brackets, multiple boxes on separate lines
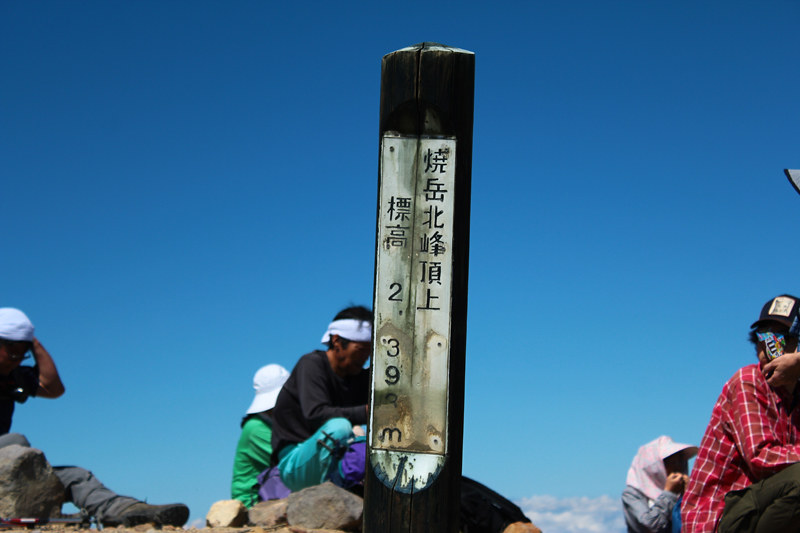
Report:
330,439,366,489
256,466,291,501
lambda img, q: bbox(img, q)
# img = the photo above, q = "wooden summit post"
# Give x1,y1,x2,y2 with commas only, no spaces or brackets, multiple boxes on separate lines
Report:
364,43,475,532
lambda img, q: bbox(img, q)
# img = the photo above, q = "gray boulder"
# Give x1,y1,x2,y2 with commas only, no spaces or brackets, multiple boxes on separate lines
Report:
0,445,64,518
249,498,288,527
286,482,362,531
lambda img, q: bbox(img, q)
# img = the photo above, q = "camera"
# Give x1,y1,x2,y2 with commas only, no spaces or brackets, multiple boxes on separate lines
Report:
0,373,32,404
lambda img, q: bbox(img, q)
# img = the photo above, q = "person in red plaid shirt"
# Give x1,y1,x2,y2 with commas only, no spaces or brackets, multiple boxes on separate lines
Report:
682,294,800,533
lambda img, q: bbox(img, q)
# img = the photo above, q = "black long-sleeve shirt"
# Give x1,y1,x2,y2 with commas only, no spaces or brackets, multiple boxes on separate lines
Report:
0,365,38,435
271,350,369,460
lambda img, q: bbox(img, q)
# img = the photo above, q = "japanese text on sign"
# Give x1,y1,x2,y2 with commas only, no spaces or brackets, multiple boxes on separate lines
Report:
371,135,456,456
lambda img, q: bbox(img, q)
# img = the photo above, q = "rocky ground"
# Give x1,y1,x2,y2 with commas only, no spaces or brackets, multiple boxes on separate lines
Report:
1,447,540,533
2,526,539,533
0,527,342,533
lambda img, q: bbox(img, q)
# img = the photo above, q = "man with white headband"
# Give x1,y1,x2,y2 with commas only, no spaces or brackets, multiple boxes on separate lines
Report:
0,308,188,527
270,305,372,492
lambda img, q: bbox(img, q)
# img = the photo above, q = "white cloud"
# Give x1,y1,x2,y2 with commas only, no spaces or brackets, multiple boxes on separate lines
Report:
185,518,204,530
516,494,625,533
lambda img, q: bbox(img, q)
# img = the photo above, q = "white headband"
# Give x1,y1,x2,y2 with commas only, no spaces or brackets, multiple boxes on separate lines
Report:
321,319,372,344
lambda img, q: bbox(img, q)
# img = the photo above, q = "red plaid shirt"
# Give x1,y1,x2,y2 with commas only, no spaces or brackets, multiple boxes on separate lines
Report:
682,364,800,533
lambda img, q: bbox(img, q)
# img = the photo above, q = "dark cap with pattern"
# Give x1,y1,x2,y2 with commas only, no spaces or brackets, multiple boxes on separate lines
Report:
751,294,800,335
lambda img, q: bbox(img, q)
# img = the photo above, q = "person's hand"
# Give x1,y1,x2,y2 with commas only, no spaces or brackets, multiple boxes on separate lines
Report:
664,472,687,495
31,337,43,353
762,351,800,389
29,337,66,398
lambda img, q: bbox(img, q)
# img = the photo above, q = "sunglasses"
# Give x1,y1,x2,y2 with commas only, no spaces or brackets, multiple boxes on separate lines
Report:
0,342,32,362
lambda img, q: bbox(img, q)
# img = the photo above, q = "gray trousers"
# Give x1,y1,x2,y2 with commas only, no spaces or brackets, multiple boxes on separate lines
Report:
0,433,137,519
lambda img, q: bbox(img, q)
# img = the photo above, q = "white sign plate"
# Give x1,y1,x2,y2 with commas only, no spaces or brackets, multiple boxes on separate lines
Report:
370,134,456,491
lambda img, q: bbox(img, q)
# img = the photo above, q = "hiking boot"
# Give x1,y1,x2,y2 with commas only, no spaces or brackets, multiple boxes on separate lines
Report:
112,502,189,527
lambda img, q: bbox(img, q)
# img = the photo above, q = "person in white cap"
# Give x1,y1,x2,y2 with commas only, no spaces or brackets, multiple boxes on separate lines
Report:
622,435,698,533
270,305,372,492
231,364,290,507
0,308,188,527
0,308,65,431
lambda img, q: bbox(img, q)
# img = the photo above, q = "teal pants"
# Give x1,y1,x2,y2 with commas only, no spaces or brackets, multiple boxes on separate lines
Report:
718,463,800,533
277,418,353,492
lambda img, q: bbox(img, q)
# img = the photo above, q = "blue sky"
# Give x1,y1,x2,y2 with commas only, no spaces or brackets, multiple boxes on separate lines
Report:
2,2,799,531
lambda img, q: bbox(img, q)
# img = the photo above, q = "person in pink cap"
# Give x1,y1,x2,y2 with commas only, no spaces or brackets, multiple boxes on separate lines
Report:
622,435,698,533
231,364,290,507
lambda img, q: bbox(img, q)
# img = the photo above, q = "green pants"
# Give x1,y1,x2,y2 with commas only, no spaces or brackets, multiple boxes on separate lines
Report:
718,463,800,533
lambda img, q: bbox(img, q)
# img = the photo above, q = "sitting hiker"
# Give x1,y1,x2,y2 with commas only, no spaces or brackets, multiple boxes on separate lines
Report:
622,435,697,533
257,306,535,532
0,308,188,527
682,294,800,533
231,364,289,507
270,305,371,492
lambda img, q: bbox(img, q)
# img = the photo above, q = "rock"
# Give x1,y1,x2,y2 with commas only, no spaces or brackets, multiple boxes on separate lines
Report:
288,526,346,533
503,521,542,533
205,499,248,527
0,444,64,518
249,499,288,527
286,482,362,531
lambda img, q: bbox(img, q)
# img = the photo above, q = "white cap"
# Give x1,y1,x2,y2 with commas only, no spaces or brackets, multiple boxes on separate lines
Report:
0,308,35,342
245,364,290,415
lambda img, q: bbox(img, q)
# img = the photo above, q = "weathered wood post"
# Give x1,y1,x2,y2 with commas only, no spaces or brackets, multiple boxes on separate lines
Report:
365,43,475,532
